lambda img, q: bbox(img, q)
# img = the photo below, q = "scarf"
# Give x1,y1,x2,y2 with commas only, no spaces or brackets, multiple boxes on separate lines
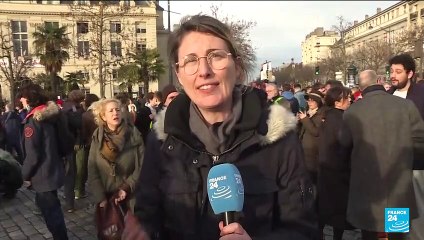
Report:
307,107,318,118
100,121,128,163
189,88,243,155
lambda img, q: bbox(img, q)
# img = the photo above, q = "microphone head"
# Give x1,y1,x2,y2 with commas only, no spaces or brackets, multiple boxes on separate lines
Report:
207,163,244,214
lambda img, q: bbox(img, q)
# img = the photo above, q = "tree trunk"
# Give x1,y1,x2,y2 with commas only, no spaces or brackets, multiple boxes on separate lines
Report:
127,85,133,95
98,4,105,98
9,82,15,109
143,66,149,93
50,71,57,96
143,79,149,94
6,55,16,108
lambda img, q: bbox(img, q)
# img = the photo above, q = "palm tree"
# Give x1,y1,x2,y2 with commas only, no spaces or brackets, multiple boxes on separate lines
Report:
64,70,89,94
131,48,165,92
116,63,140,94
32,24,71,94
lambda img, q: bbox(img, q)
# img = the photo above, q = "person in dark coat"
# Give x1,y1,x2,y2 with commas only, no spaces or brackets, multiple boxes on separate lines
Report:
340,70,424,240
61,90,85,212
18,83,68,239
318,86,353,240
76,93,99,199
1,104,23,164
387,54,424,239
129,15,318,240
0,149,22,199
298,90,325,184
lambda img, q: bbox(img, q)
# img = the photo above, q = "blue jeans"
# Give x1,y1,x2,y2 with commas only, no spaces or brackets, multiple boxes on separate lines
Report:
35,191,68,240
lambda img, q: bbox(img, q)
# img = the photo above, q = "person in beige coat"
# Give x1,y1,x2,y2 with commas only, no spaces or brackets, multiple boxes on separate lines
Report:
88,98,144,212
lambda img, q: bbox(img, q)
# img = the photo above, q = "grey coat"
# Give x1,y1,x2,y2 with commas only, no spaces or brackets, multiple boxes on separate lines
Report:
340,86,424,232
88,124,144,212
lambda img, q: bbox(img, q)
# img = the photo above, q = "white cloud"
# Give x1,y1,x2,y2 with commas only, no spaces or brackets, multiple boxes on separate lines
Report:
159,0,398,78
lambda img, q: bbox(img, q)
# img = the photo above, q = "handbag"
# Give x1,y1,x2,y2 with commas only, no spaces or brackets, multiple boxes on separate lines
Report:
95,194,126,240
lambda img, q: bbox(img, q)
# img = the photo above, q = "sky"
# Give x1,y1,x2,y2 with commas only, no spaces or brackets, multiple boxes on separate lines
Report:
158,0,397,73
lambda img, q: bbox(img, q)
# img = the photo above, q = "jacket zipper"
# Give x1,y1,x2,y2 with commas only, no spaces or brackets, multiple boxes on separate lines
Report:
210,132,255,165
170,133,254,216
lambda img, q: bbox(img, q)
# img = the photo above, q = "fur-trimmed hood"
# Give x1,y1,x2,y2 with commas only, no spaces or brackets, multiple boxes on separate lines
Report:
26,101,61,122
153,95,297,146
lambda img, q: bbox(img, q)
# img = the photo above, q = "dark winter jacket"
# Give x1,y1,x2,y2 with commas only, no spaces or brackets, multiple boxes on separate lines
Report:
21,101,65,192
340,85,424,231
0,149,22,193
299,107,325,177
388,82,424,169
388,82,424,120
81,109,97,147
134,88,318,240
1,111,23,146
61,100,84,145
317,108,351,229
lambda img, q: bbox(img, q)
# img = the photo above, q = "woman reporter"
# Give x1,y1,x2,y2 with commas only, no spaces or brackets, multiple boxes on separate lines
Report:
132,15,318,240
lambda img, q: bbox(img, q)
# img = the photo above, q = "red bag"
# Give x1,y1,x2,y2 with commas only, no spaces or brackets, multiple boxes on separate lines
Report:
95,196,126,240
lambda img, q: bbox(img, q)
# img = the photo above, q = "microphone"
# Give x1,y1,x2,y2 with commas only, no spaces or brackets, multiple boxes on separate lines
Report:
207,163,244,226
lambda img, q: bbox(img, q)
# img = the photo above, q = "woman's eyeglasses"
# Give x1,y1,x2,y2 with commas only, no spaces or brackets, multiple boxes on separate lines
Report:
176,49,232,75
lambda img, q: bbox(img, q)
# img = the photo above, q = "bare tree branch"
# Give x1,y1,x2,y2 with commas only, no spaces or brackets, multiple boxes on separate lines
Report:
200,4,257,79
66,2,135,97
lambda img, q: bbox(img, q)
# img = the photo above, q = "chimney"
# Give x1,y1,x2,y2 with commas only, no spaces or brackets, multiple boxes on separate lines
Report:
354,20,358,25
365,14,369,19
377,8,381,14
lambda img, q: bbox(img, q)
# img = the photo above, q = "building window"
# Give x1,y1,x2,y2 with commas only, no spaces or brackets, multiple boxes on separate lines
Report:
135,0,149,6
11,21,28,57
36,0,42,3
77,22,89,34
111,41,122,57
77,41,89,58
112,69,118,79
77,0,88,4
108,0,119,4
110,22,121,33
45,21,59,29
123,0,131,6
136,42,146,52
135,21,147,34
46,0,53,3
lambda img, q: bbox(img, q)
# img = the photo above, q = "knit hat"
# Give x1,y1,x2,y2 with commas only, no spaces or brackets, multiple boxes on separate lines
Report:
162,84,178,101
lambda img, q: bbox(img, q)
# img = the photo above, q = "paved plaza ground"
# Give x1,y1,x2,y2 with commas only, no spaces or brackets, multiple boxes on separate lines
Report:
0,188,96,240
0,188,368,240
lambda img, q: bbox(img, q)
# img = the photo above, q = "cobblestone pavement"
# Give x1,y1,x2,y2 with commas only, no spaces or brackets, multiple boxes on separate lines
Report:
0,188,364,240
0,188,96,240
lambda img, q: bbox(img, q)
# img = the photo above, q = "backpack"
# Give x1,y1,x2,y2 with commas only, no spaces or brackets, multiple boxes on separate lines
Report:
54,111,76,158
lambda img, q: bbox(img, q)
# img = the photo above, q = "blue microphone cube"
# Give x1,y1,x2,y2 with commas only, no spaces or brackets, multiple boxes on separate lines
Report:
207,163,244,214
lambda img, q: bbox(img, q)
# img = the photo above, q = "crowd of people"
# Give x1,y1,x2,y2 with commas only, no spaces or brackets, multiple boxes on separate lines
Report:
0,14,424,240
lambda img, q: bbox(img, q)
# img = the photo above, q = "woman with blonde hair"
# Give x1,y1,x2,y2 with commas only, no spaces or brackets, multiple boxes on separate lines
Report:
88,98,144,213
